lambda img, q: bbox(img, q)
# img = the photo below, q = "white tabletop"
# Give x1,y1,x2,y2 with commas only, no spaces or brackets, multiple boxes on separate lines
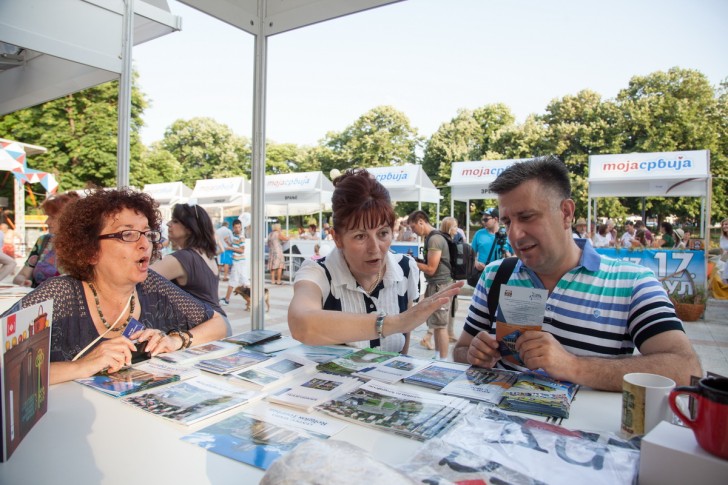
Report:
0,377,623,484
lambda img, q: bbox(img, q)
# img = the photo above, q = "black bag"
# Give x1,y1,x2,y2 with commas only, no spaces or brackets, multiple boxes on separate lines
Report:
425,230,477,281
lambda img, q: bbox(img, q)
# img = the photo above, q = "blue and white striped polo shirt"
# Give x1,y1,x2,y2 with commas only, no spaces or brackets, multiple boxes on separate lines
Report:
463,239,684,360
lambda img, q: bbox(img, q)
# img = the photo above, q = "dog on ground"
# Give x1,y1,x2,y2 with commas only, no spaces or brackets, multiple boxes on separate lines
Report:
233,285,270,312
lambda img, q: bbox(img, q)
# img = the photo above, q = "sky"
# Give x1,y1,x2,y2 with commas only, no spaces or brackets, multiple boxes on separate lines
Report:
133,0,728,148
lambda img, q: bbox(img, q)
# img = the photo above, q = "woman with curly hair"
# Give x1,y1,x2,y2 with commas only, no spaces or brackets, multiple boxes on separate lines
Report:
1,188,227,384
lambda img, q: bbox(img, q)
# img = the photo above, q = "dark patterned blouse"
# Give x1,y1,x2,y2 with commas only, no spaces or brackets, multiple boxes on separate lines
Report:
1,270,215,362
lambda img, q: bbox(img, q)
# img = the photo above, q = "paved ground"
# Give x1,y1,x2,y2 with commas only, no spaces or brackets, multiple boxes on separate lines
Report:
219,277,728,377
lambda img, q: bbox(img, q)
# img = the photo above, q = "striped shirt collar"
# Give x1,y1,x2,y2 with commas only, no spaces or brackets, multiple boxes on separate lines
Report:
514,237,600,278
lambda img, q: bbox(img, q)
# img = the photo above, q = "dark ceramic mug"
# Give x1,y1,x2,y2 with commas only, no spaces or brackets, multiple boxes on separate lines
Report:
669,377,728,459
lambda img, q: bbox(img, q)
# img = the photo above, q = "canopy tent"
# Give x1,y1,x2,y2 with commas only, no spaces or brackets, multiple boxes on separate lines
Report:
143,181,193,220
0,139,55,253
190,176,251,222
448,159,526,240
264,171,333,219
364,164,441,215
587,150,711,299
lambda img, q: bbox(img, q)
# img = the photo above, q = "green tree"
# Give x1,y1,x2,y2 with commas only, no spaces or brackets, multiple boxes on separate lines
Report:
265,142,305,174
134,142,183,186
160,117,251,186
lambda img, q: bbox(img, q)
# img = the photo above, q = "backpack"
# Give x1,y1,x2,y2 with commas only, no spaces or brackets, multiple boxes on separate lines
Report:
425,230,477,281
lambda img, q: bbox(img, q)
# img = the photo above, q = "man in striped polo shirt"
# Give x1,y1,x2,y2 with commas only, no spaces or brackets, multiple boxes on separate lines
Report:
453,156,701,391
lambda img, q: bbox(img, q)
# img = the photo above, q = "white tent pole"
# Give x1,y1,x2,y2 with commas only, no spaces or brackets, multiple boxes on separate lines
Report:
250,2,268,330
466,199,471,242
116,0,134,188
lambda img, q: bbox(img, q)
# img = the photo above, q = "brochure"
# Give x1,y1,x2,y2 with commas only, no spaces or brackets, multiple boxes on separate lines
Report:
245,336,301,355
441,367,579,418
1,300,53,462
231,353,317,390
317,380,471,441
278,344,354,364
495,285,547,367
75,360,198,397
195,348,270,375
121,375,264,425
267,372,361,412
224,329,281,346
402,361,469,390
353,355,431,384
156,340,240,365
316,347,398,377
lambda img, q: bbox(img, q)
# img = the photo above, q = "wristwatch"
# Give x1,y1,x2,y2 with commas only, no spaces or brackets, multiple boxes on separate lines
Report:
375,311,386,339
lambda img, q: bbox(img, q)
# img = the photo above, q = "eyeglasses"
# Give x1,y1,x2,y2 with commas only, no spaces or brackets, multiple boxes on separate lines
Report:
481,217,492,223
98,230,162,243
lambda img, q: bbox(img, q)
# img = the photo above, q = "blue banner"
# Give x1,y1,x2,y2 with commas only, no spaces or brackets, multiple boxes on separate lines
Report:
595,248,706,298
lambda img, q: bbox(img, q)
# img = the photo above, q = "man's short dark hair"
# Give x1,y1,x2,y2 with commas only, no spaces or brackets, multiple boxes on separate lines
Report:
489,155,571,200
233,219,242,227
407,210,430,225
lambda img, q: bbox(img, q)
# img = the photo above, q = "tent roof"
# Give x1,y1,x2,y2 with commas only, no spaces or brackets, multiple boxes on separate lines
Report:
190,176,251,208
143,181,193,205
364,165,440,204
0,0,181,116
264,171,333,216
179,0,403,36
448,159,529,202
588,150,710,198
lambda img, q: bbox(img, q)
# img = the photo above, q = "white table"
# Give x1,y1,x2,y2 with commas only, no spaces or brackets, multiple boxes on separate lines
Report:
0,378,622,484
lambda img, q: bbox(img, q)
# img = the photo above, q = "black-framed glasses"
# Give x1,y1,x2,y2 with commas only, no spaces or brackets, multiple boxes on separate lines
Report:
481,217,492,223
98,230,162,243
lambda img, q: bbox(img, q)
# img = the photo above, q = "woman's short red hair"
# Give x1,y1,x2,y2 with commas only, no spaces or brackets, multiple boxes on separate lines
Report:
331,169,395,233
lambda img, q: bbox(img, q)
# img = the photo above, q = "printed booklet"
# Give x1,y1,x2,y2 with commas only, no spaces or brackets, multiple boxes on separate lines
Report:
267,372,361,412
403,361,469,390
231,353,317,390
316,347,398,377
245,336,301,355
1,300,52,462
121,375,264,425
353,355,432,384
440,367,579,418
224,329,281,347
195,348,270,375
75,360,199,397
156,340,240,366
278,344,354,364
180,402,346,470
317,380,472,441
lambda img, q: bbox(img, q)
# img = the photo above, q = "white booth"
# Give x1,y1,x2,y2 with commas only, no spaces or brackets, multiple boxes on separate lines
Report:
190,176,251,223
448,159,526,240
588,150,711,298
143,181,193,221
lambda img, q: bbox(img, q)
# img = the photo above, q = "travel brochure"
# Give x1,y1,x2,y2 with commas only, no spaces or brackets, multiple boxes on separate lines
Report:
316,347,399,377
180,403,346,470
75,360,199,397
267,372,361,412
278,344,354,364
195,348,270,375
402,361,469,390
317,380,472,441
244,336,301,355
231,353,317,390
440,367,579,419
121,375,264,425
353,354,432,384
223,329,281,347
1,300,52,462
156,340,240,365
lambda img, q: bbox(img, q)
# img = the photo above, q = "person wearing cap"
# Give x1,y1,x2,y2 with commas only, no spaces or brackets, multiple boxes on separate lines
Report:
470,207,512,287
572,217,588,239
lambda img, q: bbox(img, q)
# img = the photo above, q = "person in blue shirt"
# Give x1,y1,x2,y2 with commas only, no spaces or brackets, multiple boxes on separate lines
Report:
469,207,512,286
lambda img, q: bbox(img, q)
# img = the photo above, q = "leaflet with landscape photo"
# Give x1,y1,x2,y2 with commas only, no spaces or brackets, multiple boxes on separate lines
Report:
316,347,398,377
195,348,270,375
180,412,327,470
267,372,361,412
498,372,579,419
1,300,52,462
75,360,198,398
245,336,301,355
121,375,264,425
353,354,432,384
244,401,347,437
156,340,240,365
279,344,354,364
440,367,519,404
317,380,471,441
496,285,548,366
403,361,470,390
231,353,317,390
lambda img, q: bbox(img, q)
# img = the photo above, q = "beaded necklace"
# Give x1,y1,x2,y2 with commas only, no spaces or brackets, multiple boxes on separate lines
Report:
88,281,135,331
364,268,382,295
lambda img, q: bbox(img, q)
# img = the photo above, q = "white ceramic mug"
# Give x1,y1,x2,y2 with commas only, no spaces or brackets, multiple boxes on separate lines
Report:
620,372,675,437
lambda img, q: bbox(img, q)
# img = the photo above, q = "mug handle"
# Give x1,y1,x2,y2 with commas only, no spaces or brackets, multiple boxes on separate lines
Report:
669,386,700,427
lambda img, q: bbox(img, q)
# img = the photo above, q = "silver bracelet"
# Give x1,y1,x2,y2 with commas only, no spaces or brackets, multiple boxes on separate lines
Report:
375,311,386,339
